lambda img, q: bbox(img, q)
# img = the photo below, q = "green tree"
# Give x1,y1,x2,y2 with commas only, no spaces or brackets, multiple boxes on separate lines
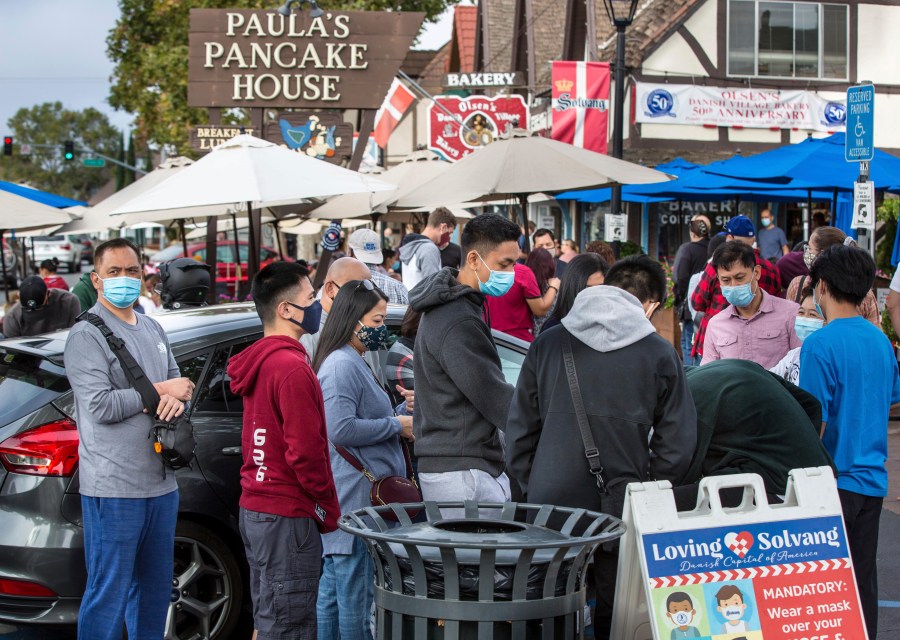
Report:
2,102,120,201
107,0,457,153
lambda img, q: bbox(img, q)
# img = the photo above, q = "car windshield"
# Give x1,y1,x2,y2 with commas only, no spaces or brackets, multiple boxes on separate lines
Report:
152,245,184,262
0,349,70,425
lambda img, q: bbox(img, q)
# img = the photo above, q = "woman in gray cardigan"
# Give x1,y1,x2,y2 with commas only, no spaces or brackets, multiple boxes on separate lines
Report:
312,280,414,640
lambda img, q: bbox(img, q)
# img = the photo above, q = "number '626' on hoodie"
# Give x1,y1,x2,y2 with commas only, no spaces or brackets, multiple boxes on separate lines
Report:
227,335,340,533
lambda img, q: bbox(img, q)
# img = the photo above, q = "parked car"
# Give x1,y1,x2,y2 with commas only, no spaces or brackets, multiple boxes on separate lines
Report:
0,303,528,639
150,242,284,297
27,236,81,273
73,236,94,264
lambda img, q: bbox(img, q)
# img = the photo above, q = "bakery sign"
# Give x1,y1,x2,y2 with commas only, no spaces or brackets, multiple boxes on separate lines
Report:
427,95,529,161
188,9,424,109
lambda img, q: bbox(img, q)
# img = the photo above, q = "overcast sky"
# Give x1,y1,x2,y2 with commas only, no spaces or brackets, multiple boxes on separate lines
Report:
0,0,454,139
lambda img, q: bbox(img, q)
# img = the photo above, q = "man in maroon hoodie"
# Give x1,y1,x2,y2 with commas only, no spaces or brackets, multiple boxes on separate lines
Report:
228,261,339,640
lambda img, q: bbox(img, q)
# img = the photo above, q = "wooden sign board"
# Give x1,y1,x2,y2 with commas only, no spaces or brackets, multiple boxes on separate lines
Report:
189,125,255,154
263,112,353,164
188,9,424,109
611,468,868,640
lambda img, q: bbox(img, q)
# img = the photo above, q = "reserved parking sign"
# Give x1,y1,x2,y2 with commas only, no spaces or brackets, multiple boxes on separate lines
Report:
610,468,867,640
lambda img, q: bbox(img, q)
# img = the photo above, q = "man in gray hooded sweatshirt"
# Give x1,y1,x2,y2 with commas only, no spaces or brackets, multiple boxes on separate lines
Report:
506,254,697,640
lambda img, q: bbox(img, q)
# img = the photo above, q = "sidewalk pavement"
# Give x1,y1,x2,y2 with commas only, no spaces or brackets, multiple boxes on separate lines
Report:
886,424,900,517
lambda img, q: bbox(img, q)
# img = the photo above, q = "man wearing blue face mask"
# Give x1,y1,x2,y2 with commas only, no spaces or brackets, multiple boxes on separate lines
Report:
700,241,800,369
64,238,194,640
409,213,521,511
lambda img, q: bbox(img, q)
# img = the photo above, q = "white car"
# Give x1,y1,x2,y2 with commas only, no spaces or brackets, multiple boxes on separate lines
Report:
28,235,81,273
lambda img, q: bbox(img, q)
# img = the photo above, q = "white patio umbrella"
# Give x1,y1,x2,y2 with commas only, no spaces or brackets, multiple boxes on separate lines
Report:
394,129,672,249
279,218,370,235
185,214,276,240
111,135,396,282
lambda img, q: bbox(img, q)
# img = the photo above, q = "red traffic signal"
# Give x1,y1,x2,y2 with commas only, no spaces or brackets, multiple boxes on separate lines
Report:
2,136,11,156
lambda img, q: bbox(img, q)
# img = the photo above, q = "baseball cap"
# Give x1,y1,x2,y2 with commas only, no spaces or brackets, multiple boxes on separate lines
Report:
19,275,48,311
348,228,383,265
724,215,755,238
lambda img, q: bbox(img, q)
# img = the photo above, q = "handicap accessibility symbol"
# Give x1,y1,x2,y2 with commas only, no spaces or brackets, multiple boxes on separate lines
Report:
855,118,866,138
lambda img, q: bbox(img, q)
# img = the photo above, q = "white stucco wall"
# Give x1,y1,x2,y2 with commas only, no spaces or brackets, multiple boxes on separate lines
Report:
642,32,710,78
857,5,900,86
683,0,718,67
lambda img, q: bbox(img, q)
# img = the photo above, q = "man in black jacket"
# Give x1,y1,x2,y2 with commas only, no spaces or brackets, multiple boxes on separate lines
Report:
409,213,521,514
506,255,697,639
672,215,710,365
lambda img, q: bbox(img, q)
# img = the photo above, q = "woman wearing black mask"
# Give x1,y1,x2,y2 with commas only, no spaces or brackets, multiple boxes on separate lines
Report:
312,279,413,640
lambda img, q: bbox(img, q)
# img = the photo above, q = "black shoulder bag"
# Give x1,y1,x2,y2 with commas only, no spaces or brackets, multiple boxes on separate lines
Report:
84,313,196,470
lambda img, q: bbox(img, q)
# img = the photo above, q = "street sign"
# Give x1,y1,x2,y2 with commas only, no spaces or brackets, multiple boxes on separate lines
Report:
852,181,876,230
82,158,106,168
845,84,874,162
604,214,627,242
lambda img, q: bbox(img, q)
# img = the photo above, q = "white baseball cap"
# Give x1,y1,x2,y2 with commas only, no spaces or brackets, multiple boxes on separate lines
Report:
348,228,383,264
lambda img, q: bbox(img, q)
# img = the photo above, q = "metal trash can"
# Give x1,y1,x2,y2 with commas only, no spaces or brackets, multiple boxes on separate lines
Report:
339,500,625,640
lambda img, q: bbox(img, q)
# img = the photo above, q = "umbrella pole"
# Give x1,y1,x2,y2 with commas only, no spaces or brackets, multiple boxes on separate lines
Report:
519,194,531,253
231,211,242,297
247,200,261,289
179,219,188,256
1,230,7,303
832,189,838,223
806,190,813,241
204,215,218,305
273,220,285,260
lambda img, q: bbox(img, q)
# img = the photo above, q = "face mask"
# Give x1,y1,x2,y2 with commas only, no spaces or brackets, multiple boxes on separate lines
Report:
721,281,756,308
357,322,389,351
439,231,452,246
475,253,515,297
392,261,401,271
99,276,141,309
794,316,824,341
812,286,825,319
803,245,817,269
722,606,744,620
286,300,322,335
671,611,693,626
761,218,772,228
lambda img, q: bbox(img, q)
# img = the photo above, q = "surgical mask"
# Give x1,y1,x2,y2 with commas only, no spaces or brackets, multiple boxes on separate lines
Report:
357,323,389,351
100,276,141,309
721,606,744,620
760,218,772,228
475,253,515,297
286,300,322,335
439,231,452,246
392,261,401,271
671,611,693,626
721,281,756,308
794,316,824,341
812,286,825,319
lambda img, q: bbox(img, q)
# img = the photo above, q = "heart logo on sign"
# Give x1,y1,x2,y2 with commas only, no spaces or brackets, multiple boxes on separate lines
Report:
724,531,755,558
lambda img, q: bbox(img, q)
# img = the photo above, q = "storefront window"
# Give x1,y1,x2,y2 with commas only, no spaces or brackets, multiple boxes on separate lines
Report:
728,1,848,80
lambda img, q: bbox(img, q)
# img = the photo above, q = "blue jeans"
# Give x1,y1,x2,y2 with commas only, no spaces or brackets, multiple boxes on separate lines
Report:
680,320,700,366
317,536,374,640
78,491,179,640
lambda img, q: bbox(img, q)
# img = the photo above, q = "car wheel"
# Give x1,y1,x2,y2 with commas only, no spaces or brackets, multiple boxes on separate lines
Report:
164,520,243,640
70,260,79,273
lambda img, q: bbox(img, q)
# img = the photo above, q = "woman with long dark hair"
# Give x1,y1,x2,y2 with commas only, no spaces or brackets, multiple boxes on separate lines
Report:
312,280,413,640
542,252,609,332
525,247,558,337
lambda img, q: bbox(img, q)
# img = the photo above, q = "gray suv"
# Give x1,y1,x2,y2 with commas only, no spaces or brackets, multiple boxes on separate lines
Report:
0,303,527,639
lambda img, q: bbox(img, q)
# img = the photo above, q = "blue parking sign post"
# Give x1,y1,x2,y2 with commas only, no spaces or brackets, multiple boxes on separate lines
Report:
847,83,875,255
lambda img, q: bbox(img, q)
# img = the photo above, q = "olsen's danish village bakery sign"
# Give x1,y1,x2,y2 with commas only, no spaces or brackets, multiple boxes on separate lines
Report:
188,9,424,109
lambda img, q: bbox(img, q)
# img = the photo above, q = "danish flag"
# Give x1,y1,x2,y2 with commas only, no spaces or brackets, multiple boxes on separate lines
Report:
551,61,610,154
374,78,417,149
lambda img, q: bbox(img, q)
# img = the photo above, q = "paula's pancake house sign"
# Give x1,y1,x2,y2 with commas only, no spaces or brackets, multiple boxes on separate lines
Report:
188,9,424,109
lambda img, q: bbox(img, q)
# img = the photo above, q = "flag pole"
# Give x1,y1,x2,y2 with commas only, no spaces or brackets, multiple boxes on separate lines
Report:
397,70,482,142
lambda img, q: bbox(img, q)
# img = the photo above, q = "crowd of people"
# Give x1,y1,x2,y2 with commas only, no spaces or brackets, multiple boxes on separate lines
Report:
52,203,897,640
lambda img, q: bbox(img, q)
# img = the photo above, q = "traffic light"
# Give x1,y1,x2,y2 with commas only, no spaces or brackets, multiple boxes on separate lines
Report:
2,136,11,156
63,140,74,161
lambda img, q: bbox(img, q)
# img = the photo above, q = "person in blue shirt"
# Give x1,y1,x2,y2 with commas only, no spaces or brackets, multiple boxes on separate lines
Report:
799,244,900,640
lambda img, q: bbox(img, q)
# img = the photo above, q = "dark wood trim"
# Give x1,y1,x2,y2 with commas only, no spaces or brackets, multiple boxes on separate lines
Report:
475,1,491,72
719,126,728,143
717,0,726,72
781,129,791,144
562,0,588,61
524,0,536,94
676,25,716,76
849,3,858,84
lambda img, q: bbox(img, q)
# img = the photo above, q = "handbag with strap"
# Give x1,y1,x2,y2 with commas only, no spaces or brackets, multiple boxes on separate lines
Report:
83,313,196,471
333,437,421,522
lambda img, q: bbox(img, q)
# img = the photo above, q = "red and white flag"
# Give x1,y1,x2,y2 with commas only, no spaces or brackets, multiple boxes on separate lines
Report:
374,78,417,149
551,61,610,154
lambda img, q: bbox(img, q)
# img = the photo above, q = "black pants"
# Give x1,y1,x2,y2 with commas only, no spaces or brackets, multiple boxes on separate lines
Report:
839,489,882,639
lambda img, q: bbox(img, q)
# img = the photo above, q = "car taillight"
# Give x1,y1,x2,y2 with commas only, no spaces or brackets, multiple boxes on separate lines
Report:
60,243,71,250
0,578,57,598
0,419,79,477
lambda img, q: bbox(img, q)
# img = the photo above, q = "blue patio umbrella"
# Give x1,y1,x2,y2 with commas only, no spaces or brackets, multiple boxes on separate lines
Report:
556,158,697,203
701,133,900,191
0,181,85,208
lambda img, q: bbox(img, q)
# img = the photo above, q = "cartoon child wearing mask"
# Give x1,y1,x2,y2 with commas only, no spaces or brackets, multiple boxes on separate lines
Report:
665,592,702,639
715,584,750,633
